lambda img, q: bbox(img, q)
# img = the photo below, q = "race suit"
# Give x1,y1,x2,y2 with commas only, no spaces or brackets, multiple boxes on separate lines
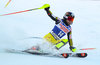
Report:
43,9,73,48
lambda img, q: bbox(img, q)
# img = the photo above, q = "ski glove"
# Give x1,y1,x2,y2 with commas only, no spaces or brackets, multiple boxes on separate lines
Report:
69,46,77,52
44,7,50,11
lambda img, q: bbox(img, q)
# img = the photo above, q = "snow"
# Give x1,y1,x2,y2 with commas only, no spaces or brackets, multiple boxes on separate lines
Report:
0,0,100,65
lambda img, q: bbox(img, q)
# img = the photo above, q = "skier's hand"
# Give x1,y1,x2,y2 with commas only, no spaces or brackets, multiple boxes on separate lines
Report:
69,46,77,52
44,7,50,11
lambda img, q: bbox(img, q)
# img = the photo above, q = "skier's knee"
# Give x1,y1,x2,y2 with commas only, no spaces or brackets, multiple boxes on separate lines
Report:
55,39,68,50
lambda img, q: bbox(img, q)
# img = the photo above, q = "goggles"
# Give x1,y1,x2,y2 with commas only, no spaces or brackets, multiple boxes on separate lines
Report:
64,16,74,22
67,16,74,22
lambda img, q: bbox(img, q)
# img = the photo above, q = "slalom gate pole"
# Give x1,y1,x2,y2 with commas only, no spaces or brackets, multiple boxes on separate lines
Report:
80,48,96,50
1,4,50,16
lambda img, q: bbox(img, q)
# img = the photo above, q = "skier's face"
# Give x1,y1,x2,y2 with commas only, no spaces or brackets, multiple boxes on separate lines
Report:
65,16,74,25
66,20,73,25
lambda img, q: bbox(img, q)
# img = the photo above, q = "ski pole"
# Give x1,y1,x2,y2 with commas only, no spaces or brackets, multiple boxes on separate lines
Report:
0,4,50,16
5,0,11,8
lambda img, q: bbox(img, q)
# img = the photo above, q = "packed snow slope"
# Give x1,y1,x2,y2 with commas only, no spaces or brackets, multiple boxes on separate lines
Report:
0,0,100,65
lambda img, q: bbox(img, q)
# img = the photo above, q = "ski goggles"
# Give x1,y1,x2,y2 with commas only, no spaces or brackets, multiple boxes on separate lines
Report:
64,16,74,22
67,16,74,22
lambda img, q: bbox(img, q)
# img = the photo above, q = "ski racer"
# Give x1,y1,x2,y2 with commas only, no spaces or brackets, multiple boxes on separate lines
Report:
43,6,77,52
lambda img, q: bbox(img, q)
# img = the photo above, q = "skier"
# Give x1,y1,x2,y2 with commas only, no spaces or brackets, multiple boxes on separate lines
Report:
30,6,77,53
6,4,88,58
43,6,77,52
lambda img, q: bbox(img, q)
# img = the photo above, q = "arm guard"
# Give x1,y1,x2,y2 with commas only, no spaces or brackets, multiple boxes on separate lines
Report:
45,9,60,24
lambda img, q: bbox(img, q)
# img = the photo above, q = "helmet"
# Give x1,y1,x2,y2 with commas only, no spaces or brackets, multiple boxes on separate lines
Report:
63,12,75,22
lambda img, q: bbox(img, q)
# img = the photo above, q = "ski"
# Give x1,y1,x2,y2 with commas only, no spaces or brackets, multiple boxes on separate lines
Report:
61,53,87,58
5,49,66,58
5,49,87,58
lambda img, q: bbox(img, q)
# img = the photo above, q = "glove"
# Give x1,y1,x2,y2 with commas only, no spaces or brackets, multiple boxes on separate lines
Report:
44,7,50,11
69,46,77,52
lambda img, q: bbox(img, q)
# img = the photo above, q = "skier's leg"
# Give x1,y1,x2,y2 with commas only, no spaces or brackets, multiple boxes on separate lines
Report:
43,33,69,53
28,33,67,54
55,39,68,50
43,33,59,45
